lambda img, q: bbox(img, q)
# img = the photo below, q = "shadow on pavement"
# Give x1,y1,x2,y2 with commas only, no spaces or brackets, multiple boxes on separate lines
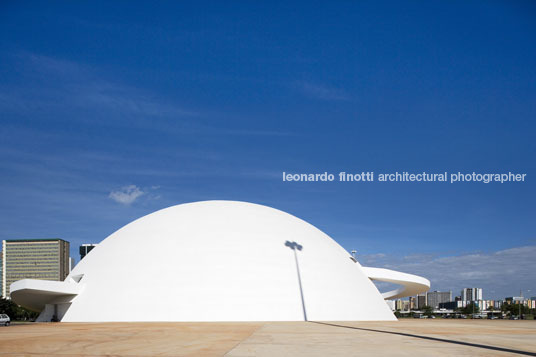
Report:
311,321,536,356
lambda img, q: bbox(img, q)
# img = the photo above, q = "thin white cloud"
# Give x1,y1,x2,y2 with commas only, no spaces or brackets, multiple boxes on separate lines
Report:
358,245,536,299
222,128,295,137
3,52,198,121
3,53,297,138
109,185,144,205
294,81,350,101
27,53,88,77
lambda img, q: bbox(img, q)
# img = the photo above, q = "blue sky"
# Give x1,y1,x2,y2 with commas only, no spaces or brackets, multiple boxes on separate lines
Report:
1,1,535,299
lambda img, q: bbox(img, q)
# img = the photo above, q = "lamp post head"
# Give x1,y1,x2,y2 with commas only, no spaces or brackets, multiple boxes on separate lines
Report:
285,240,303,251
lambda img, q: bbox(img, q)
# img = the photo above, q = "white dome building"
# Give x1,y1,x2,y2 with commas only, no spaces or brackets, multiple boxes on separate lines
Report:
10,201,429,322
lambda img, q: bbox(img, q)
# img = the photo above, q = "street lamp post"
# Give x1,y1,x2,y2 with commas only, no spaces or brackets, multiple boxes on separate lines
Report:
490,290,495,319
520,289,532,320
519,289,523,319
528,290,532,315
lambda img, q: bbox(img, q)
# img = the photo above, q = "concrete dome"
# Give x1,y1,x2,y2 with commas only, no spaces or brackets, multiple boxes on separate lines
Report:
10,201,429,322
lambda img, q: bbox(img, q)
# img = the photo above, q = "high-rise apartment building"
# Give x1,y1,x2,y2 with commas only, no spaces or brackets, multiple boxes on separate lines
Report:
416,293,427,309
409,296,416,309
395,299,410,311
461,288,483,301
0,254,3,297
426,291,452,309
79,244,97,260
69,257,75,272
2,239,70,298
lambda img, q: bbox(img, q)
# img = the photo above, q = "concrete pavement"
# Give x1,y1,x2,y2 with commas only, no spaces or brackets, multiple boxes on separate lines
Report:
0,320,535,356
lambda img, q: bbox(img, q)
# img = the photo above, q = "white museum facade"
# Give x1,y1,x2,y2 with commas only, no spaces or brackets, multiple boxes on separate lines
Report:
10,201,429,322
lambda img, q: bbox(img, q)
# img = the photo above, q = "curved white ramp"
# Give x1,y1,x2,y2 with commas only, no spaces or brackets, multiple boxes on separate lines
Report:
362,267,430,300
9,279,80,312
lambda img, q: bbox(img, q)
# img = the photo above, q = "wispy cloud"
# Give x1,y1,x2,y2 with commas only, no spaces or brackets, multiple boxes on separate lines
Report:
222,128,295,137
294,81,350,101
2,52,198,123
109,185,145,205
2,52,296,137
358,245,536,299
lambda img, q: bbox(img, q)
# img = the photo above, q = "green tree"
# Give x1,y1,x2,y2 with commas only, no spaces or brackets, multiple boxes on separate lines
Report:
422,305,433,317
0,297,39,321
0,297,17,317
462,302,480,315
502,302,530,317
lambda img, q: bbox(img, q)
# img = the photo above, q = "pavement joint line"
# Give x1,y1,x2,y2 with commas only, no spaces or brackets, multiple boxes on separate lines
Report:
223,323,267,356
310,321,536,356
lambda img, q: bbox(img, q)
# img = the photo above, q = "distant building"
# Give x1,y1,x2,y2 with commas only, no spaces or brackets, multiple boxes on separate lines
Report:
461,288,482,301
409,294,427,309
426,291,452,309
440,298,500,311
439,300,466,310
409,296,416,309
395,299,410,311
2,239,70,298
394,299,399,310
505,296,524,304
416,293,427,309
79,244,98,260
0,254,2,296
479,300,501,311
69,257,75,273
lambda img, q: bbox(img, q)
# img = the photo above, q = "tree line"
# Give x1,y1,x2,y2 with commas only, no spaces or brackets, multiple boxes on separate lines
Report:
0,297,39,321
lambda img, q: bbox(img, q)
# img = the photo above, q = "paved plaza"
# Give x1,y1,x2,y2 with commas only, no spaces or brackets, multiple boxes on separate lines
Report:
1,320,535,356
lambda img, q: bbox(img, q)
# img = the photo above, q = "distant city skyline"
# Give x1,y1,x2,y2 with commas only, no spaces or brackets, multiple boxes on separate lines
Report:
359,248,534,300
